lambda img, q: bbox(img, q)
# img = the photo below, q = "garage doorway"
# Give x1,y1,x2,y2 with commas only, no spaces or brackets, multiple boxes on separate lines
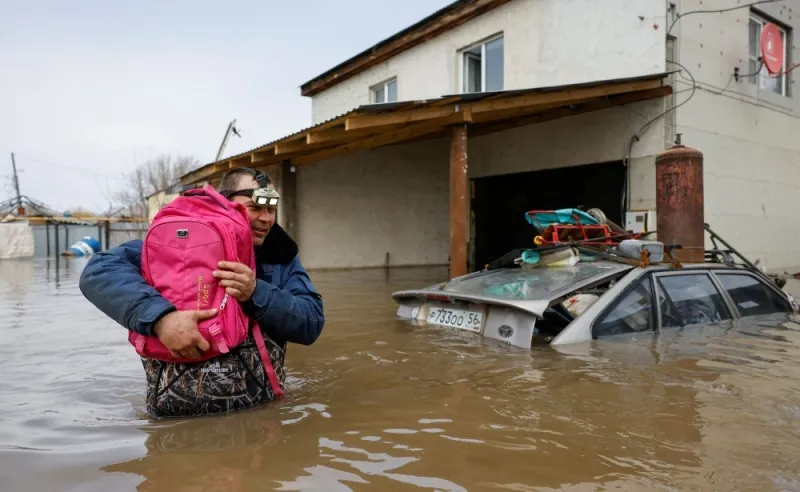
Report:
470,160,626,271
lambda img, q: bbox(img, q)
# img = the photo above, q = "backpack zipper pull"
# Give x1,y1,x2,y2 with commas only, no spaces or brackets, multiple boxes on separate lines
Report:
219,292,229,311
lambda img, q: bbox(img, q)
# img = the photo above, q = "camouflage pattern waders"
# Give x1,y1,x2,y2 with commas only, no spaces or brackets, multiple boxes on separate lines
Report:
141,332,287,418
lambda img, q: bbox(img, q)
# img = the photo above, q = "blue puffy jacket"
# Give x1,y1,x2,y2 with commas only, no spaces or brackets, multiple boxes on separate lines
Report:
79,224,325,346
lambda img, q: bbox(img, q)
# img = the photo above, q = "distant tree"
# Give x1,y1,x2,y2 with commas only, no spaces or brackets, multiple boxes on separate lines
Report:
66,207,96,218
114,155,200,217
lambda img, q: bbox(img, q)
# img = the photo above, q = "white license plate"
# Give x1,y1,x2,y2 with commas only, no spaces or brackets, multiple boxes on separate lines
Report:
426,305,484,333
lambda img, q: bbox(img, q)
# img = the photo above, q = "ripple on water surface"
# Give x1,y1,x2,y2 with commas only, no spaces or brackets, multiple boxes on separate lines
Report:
2,259,800,491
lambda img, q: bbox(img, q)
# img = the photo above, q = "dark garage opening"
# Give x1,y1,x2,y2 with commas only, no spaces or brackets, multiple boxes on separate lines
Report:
471,160,627,271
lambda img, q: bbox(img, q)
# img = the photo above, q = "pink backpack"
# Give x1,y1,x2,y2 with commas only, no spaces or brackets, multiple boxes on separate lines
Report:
130,185,283,398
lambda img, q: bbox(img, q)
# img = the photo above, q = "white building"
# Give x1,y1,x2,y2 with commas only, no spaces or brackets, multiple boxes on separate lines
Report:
180,0,799,273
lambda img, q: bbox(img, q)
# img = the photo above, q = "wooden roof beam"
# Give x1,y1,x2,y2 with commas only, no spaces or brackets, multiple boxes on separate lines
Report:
275,137,310,155
306,126,344,144
294,113,467,166
471,85,673,138
469,78,664,114
307,123,406,144
469,95,608,124
345,105,470,130
228,155,250,169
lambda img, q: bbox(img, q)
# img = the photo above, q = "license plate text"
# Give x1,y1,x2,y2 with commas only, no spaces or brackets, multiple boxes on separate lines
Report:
426,306,483,333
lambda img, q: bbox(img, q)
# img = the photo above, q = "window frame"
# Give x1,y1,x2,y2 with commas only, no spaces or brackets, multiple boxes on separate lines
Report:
748,12,790,97
458,33,504,94
708,269,794,317
589,266,795,339
650,270,736,328
590,271,658,339
370,77,398,104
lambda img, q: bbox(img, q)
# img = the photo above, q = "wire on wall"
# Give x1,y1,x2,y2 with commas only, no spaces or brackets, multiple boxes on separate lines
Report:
620,0,796,218
666,0,783,37
621,60,696,218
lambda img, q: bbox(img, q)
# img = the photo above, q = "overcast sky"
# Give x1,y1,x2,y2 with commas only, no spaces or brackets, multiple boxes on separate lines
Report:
0,0,451,213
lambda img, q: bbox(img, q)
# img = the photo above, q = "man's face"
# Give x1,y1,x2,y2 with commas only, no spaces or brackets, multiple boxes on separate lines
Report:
228,175,277,246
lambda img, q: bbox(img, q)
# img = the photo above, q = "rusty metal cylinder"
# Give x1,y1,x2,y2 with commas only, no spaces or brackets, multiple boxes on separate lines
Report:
655,143,705,263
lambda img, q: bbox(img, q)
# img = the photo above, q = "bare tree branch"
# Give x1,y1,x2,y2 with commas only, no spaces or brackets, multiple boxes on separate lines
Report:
113,154,199,217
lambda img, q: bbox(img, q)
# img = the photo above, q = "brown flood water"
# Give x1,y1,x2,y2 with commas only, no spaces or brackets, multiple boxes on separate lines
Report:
2,257,800,491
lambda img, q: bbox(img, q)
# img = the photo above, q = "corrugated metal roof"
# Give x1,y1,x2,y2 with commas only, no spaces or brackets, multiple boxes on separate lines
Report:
181,71,673,183
210,108,360,166
212,71,672,163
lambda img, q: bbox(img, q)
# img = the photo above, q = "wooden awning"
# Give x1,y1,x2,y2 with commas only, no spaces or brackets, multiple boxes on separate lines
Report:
179,72,673,186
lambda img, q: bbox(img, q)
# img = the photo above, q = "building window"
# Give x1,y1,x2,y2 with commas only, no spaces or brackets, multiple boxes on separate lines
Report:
371,78,397,104
461,34,504,93
748,13,789,96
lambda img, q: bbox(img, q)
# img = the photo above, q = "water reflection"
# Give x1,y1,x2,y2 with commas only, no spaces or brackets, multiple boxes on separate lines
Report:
0,259,800,491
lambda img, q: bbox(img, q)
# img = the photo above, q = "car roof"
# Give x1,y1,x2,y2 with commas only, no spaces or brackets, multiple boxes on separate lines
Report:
392,260,634,315
392,257,767,315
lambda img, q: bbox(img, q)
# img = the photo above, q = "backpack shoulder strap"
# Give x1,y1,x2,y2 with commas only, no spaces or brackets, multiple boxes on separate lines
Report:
252,323,284,398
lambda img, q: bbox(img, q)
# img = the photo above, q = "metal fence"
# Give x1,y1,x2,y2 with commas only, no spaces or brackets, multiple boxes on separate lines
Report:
30,221,149,257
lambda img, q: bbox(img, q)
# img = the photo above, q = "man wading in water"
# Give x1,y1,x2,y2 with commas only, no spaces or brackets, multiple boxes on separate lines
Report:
79,167,325,417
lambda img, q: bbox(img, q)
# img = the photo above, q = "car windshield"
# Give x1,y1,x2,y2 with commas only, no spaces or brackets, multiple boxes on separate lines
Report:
440,262,630,301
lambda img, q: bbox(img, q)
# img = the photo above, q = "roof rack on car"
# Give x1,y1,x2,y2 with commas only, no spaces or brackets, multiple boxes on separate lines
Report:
485,207,677,272
483,209,789,289
703,223,787,288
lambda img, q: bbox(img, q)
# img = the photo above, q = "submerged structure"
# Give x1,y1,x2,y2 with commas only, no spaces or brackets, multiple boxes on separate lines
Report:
392,143,798,349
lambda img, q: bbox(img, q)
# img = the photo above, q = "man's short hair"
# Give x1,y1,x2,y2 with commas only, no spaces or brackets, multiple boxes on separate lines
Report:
218,167,273,194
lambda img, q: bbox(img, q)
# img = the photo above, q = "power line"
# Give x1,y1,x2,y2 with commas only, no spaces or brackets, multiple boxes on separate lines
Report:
13,154,125,181
621,0,790,216
667,0,783,37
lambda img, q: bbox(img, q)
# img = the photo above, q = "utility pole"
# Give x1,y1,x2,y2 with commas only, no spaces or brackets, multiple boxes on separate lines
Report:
10,152,23,215
215,119,241,162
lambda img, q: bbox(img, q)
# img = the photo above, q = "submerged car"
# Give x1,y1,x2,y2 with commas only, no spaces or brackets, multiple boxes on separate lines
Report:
393,214,798,348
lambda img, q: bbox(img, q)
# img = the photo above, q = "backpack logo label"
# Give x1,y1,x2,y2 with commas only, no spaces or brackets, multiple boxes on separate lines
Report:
197,276,210,309
201,362,230,374
177,229,189,238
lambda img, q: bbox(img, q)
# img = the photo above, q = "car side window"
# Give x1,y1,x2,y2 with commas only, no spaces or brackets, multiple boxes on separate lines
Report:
594,277,654,337
656,274,732,327
715,273,792,316
655,283,683,328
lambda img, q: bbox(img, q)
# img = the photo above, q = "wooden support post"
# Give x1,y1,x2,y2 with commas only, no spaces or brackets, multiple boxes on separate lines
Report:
449,124,468,279
46,221,51,257
104,221,111,250
281,160,298,240
54,223,59,258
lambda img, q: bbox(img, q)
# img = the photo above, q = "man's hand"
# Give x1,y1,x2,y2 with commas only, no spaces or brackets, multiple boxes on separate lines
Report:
213,261,257,302
154,309,217,360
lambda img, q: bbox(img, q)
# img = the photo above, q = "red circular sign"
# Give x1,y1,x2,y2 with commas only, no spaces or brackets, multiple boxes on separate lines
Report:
761,23,784,75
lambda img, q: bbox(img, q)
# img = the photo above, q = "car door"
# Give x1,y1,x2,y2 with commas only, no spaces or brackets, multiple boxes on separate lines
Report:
651,270,734,330
590,269,735,339
709,269,795,319
590,271,658,338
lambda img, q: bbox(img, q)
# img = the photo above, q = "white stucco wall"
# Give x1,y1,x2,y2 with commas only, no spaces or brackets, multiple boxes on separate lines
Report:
310,0,667,123
295,138,451,270
296,98,664,270
296,0,800,271
671,0,800,270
